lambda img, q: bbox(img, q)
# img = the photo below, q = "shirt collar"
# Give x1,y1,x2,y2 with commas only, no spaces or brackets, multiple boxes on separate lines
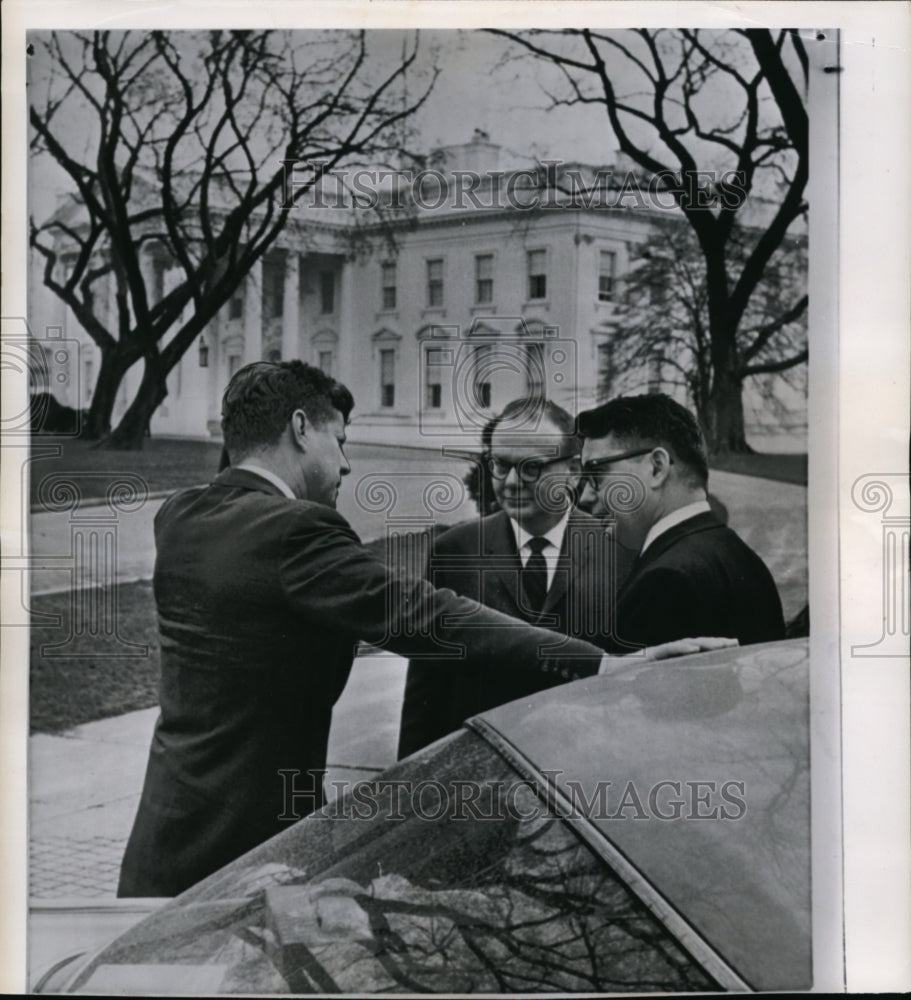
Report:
510,509,571,554
641,500,712,554
231,461,296,499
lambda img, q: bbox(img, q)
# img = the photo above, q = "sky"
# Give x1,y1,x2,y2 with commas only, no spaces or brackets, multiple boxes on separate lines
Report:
27,26,800,221
405,30,620,164
27,27,624,216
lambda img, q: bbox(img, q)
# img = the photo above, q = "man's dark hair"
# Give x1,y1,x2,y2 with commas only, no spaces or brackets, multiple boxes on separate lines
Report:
488,397,580,455
577,393,709,487
221,360,354,458
463,414,502,516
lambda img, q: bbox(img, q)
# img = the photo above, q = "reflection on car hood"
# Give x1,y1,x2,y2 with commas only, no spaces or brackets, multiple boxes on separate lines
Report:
469,638,810,992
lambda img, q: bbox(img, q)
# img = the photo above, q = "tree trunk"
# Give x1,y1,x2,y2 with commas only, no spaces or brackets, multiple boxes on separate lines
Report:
707,368,752,454
103,356,168,449
79,348,133,441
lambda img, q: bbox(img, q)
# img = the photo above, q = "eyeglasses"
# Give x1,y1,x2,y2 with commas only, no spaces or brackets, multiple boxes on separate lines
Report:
579,446,656,489
487,453,580,485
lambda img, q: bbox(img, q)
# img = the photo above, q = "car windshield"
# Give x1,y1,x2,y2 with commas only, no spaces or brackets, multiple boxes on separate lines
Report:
67,730,717,994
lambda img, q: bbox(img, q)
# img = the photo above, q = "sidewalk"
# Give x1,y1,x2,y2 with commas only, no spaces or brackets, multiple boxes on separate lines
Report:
29,651,408,899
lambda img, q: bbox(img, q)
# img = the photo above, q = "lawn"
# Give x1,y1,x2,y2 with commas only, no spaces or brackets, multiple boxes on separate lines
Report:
29,435,225,509
709,450,807,486
30,581,161,734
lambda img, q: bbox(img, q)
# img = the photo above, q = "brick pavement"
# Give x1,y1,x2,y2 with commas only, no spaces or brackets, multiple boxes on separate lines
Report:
28,653,407,900
30,835,125,898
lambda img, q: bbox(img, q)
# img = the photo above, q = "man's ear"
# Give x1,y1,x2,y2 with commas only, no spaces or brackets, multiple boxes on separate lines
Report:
649,446,673,486
290,408,308,449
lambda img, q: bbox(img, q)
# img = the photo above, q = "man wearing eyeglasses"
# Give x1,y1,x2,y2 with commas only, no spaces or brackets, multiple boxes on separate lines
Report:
398,397,633,758
577,393,785,652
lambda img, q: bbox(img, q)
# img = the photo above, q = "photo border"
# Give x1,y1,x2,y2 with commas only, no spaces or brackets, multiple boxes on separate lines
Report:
2,2,909,993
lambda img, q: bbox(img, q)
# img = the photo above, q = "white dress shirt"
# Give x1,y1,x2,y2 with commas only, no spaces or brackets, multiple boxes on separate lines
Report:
510,511,571,591
231,462,296,499
640,499,712,555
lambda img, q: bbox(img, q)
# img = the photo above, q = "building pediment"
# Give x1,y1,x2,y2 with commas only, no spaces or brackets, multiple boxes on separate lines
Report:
371,326,402,343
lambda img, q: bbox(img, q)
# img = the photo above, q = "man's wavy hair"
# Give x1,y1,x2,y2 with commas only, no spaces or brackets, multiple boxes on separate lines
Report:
577,393,709,488
221,361,354,459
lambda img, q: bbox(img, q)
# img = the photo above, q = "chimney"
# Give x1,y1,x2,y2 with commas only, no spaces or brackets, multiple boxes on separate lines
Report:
429,130,502,176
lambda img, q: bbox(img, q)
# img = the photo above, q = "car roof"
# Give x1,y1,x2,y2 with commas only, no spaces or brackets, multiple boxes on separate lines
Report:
468,638,810,992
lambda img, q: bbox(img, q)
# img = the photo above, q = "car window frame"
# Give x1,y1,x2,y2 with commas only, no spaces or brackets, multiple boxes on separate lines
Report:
467,714,753,992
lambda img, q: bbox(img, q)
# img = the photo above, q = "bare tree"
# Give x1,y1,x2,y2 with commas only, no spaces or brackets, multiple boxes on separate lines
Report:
491,28,808,452
30,30,436,447
602,218,807,435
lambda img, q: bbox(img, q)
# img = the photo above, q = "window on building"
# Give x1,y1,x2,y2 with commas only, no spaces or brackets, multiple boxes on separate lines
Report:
83,357,94,404
318,350,333,376
423,347,444,410
60,253,78,285
263,259,284,320
427,382,443,409
598,250,617,302
597,342,615,401
29,343,49,393
475,254,494,304
427,259,444,308
228,354,242,378
228,290,244,320
380,348,396,407
527,250,547,300
320,271,335,314
381,262,397,310
150,259,166,305
648,278,667,306
473,344,492,409
525,341,545,397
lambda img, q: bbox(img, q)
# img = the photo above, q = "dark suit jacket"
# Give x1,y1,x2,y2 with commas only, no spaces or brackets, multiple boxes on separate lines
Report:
607,511,785,652
398,509,634,758
119,469,606,897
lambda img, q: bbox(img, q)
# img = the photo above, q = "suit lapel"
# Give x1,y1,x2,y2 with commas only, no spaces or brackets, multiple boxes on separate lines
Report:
481,511,524,615
541,512,610,618
541,513,585,615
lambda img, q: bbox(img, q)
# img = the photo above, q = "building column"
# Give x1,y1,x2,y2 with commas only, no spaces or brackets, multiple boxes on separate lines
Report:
282,252,300,361
242,259,263,366
138,248,157,306
335,256,355,386
206,310,222,430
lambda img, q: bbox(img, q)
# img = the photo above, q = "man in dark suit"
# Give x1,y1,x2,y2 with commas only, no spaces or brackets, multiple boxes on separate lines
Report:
398,398,635,758
120,364,667,898
577,393,785,651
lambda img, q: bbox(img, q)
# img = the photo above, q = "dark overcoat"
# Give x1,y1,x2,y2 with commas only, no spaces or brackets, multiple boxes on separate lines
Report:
609,511,786,652
118,469,605,896
398,508,634,757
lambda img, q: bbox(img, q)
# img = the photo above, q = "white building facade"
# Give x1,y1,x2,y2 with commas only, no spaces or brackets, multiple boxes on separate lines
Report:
29,140,807,451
